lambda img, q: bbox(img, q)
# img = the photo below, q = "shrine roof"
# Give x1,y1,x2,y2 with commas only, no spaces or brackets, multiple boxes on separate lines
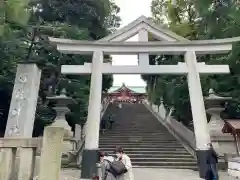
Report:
107,85,146,94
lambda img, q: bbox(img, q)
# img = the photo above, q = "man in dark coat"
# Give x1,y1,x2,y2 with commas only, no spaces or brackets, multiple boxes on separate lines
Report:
206,143,219,180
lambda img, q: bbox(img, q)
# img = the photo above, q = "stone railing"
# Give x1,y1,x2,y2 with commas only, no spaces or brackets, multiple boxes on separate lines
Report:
0,126,64,180
143,100,196,155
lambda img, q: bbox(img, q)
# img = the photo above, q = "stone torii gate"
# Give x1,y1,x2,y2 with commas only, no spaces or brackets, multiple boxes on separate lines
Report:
49,16,240,179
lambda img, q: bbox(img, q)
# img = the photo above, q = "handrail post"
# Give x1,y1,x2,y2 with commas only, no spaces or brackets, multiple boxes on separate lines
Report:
0,148,17,180
38,126,64,180
17,147,36,180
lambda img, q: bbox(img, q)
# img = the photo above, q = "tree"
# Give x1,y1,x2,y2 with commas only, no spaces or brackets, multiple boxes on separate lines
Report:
0,0,121,136
0,0,32,135
146,0,240,126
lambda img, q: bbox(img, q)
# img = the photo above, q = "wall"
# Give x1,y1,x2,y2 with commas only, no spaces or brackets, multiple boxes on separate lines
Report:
143,100,196,156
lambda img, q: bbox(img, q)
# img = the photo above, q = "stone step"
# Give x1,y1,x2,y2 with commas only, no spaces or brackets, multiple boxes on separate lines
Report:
99,140,176,143
122,153,195,158
130,157,195,162
131,161,197,166
99,144,186,148
99,143,182,147
105,128,169,130
100,137,176,140
132,165,198,170
99,140,178,143
107,131,169,133
103,149,189,153
100,134,172,137
101,149,187,153
112,126,167,129
62,163,198,170
101,132,171,135
104,153,194,158
99,137,175,140
99,142,181,146
112,124,165,125
104,131,171,136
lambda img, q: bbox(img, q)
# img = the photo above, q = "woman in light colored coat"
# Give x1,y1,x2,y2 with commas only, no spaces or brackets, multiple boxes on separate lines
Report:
115,147,134,180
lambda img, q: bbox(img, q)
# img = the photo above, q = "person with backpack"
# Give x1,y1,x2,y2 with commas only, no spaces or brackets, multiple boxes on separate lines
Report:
114,147,134,180
100,152,117,180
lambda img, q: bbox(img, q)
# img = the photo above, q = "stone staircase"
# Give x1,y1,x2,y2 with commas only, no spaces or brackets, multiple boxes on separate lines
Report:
99,103,198,169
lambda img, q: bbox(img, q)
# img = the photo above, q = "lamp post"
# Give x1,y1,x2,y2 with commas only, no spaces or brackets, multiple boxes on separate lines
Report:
204,88,233,155
47,88,76,137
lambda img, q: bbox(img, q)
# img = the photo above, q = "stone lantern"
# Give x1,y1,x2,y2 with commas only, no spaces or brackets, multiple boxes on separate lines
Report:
159,97,166,120
204,88,234,155
205,88,232,135
47,88,76,137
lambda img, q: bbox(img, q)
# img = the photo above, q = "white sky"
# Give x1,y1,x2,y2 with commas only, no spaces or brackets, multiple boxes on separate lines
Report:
112,0,152,86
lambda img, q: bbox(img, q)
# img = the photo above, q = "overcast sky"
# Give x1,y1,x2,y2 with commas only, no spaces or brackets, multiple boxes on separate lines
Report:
112,0,152,86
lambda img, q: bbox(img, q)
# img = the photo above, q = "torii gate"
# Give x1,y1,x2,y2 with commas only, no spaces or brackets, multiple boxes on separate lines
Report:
49,16,240,179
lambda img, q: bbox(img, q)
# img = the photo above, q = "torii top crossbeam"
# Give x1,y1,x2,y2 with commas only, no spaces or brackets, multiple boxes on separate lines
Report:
49,37,240,55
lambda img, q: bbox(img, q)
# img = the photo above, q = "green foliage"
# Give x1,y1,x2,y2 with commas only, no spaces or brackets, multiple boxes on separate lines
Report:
0,0,121,136
145,0,240,126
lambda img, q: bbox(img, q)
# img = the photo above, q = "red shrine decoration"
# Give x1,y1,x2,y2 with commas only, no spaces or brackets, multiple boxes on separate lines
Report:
103,83,147,103
222,120,240,155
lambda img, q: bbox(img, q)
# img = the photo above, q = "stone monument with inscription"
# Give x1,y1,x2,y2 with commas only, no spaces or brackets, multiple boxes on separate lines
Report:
5,63,41,137
2,62,42,179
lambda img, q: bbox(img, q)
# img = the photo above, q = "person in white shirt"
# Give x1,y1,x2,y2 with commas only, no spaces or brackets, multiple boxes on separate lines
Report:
114,147,134,180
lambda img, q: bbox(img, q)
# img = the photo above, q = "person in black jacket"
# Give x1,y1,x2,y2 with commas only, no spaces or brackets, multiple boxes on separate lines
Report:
205,166,214,180
206,143,219,180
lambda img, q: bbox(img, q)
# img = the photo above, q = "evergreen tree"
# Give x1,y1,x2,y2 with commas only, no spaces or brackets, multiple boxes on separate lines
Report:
0,0,121,136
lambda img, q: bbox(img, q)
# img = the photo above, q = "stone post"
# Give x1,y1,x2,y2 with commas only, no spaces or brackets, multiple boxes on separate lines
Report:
3,63,41,179
38,126,64,180
0,148,16,180
159,98,166,120
81,51,103,179
138,29,149,66
75,124,82,141
75,124,82,149
185,51,211,178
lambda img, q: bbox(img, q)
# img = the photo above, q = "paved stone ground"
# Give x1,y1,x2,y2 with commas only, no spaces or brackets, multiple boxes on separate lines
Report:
60,168,238,180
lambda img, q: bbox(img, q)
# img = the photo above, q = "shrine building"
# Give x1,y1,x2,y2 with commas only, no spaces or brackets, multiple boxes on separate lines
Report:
103,83,147,103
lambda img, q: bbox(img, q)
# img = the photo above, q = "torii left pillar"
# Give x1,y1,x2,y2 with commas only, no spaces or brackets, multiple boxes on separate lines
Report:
81,51,103,179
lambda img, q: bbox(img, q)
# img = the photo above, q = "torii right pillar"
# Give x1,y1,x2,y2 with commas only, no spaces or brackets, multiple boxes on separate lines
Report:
185,51,211,178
